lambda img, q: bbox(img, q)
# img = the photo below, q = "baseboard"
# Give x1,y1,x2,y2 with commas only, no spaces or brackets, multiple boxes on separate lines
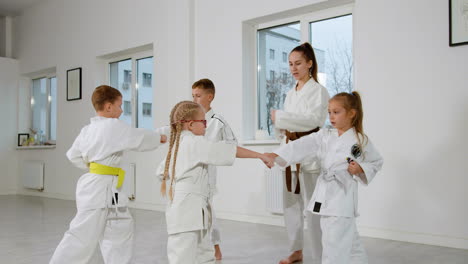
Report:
16,190,75,201
358,226,468,250
128,200,166,212
215,211,285,227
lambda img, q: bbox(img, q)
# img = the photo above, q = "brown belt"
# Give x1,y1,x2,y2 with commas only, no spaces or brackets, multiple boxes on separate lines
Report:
285,127,320,194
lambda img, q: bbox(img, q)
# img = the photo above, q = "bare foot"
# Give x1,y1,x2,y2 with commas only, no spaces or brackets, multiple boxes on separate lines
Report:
214,244,222,260
278,250,303,264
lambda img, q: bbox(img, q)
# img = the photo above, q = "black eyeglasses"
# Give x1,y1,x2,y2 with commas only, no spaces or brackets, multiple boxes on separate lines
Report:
175,119,207,128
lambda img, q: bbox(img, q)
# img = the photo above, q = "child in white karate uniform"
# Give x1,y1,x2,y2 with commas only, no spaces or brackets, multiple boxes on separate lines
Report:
50,85,166,264
192,78,237,260
267,91,383,264
157,101,270,264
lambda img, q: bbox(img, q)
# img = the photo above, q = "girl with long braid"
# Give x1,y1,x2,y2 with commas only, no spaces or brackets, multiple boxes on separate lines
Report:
157,101,271,264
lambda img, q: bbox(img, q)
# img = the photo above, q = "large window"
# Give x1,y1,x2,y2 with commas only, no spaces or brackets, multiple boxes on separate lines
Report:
256,7,353,136
31,76,57,142
109,54,154,129
257,22,300,136
310,14,353,96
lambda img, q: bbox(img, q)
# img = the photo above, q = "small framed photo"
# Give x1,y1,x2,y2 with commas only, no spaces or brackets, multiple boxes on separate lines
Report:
67,67,82,101
449,0,468,46
18,133,29,147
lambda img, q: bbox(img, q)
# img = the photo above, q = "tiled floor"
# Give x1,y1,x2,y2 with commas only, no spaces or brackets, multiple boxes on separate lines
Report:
1,195,467,264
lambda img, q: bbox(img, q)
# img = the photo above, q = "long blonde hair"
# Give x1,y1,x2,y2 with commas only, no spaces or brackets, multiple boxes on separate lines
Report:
160,101,203,200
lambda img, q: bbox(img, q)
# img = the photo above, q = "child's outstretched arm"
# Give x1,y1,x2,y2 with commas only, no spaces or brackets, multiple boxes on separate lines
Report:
236,146,274,168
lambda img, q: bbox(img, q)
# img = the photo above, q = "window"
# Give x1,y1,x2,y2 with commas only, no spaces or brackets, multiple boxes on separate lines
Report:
257,22,300,135
123,101,132,115
269,70,275,80
142,73,152,87
269,49,275,60
136,57,154,129
31,75,57,142
310,14,353,96
255,6,353,137
142,103,152,116
109,53,154,129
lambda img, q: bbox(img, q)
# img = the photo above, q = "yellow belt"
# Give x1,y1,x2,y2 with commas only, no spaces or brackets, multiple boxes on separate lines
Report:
89,162,125,189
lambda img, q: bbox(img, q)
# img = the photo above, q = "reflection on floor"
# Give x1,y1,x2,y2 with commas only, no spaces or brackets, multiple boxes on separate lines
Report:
1,195,467,264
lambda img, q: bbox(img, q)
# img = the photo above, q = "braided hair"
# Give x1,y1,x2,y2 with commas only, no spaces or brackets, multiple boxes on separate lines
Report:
161,101,203,200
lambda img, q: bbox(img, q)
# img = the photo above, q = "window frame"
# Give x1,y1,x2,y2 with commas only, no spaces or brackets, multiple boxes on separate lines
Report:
251,4,354,140
105,50,153,128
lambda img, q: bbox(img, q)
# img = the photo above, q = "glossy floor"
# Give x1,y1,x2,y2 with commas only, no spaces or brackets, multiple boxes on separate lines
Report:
1,195,467,264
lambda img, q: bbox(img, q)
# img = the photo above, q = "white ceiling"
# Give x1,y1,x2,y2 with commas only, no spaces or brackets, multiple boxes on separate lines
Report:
0,0,44,16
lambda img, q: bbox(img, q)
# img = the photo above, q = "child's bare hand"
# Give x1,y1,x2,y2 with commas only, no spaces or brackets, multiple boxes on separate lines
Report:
347,161,364,175
160,135,167,144
260,153,275,168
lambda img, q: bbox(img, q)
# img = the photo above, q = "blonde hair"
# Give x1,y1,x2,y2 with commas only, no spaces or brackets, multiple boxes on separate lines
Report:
161,101,203,200
330,91,368,149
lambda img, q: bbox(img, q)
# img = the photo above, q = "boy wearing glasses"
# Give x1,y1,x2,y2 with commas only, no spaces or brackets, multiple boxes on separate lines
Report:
192,78,237,260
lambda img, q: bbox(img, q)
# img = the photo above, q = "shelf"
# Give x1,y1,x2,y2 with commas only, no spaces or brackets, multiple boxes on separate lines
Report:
16,145,56,150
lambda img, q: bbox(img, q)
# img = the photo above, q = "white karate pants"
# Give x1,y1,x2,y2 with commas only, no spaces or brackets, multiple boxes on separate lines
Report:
50,207,134,264
283,171,322,259
167,230,215,264
320,216,368,264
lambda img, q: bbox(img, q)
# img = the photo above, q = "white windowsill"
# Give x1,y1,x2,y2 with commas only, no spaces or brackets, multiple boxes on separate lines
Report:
16,145,56,150
241,139,280,146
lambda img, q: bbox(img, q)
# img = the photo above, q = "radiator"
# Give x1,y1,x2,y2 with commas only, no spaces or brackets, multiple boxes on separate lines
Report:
265,165,284,214
21,161,44,191
120,163,136,200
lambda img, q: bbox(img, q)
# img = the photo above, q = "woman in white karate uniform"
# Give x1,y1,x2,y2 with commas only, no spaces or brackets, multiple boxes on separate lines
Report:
50,85,166,264
269,91,384,264
192,78,238,260
270,42,329,264
157,101,269,264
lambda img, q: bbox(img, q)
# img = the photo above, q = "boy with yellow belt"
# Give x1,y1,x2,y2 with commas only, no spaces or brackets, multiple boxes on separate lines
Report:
50,85,166,264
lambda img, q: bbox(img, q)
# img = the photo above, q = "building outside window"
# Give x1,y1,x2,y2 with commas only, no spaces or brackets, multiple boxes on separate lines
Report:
257,23,300,136
269,49,275,60
142,103,152,116
142,73,152,87
124,100,131,115
109,53,154,129
282,51,288,63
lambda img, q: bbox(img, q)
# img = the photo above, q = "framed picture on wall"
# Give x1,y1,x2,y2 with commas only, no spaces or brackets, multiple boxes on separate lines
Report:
449,0,468,46
67,67,82,101
18,133,29,146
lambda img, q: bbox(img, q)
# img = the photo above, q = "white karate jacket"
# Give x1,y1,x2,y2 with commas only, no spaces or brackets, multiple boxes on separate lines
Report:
156,131,236,235
274,128,383,217
274,78,329,172
204,109,237,194
66,116,163,210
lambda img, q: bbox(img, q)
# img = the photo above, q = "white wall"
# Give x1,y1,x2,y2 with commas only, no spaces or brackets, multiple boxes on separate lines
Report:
11,0,468,250
13,0,193,206
193,0,468,249
0,57,19,194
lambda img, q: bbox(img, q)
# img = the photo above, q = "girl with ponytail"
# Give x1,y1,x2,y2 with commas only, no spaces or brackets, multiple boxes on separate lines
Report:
266,91,384,264
157,101,271,264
